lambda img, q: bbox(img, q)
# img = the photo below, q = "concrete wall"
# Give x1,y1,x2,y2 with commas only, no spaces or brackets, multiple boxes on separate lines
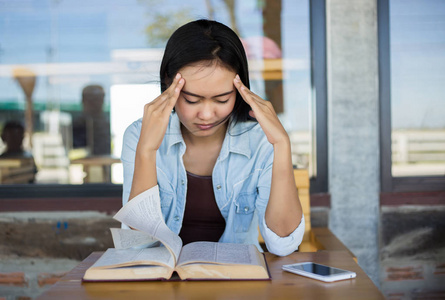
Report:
326,0,381,285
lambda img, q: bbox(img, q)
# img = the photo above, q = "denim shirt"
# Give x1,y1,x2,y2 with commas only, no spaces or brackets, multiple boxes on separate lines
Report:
121,113,304,256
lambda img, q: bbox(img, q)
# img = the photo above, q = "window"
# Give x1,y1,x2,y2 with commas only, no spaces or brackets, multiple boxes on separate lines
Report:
379,0,445,192
0,0,327,196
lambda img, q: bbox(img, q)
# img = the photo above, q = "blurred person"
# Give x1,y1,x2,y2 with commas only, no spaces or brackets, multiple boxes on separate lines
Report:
0,120,37,182
72,84,111,155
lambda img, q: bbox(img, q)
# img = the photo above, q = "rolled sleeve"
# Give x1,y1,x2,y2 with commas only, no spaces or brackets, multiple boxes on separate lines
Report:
255,142,305,256
261,214,305,256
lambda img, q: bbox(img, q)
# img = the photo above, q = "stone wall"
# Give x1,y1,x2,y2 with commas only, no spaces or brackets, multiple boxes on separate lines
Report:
380,205,445,300
0,212,119,300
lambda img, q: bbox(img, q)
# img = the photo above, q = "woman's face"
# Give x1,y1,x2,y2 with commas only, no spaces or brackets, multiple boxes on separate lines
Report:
175,63,236,139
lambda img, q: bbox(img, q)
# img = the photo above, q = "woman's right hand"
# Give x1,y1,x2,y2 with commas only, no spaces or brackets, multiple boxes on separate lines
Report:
136,73,185,155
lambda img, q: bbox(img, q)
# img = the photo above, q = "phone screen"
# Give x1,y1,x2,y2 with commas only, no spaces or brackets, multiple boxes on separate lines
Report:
291,263,348,276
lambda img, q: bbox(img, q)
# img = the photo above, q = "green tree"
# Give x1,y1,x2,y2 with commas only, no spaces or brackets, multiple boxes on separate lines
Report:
144,10,194,47
139,0,241,46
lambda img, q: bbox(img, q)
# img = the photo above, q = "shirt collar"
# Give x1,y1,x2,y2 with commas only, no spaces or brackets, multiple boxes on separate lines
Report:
165,113,185,154
220,119,256,160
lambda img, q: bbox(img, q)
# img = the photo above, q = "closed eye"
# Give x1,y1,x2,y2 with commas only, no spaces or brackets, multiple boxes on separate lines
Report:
183,96,199,104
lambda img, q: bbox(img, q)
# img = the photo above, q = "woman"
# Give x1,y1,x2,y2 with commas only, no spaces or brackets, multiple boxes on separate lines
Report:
121,19,304,256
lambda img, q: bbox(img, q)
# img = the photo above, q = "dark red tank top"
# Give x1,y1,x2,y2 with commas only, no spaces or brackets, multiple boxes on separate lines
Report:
178,171,226,245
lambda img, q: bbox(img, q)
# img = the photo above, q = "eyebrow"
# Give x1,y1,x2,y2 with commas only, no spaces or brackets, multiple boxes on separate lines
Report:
181,90,234,99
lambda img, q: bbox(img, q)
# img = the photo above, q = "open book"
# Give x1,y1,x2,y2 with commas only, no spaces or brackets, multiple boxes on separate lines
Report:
83,186,270,281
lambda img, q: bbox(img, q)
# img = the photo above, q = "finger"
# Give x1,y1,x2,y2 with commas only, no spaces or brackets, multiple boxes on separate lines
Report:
144,88,172,111
233,75,267,108
146,83,172,108
163,76,185,112
165,73,183,94
234,76,257,110
144,75,181,115
153,73,182,106
148,73,182,111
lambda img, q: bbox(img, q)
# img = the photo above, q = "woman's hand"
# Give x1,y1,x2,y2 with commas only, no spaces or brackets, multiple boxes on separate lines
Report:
129,73,185,200
233,75,289,146
137,73,185,154
234,75,302,238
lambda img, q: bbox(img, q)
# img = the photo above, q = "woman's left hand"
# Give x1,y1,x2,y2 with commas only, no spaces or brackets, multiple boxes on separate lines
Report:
233,75,289,145
234,75,302,238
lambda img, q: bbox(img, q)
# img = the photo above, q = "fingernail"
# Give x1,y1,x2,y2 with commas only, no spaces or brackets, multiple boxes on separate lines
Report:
176,73,181,79
236,74,240,80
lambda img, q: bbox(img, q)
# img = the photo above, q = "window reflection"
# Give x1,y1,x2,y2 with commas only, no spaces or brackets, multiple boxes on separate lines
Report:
0,120,37,184
390,0,445,177
0,0,313,185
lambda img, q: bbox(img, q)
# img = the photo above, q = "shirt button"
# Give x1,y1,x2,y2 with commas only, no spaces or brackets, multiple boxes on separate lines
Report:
181,180,185,185
244,206,249,212
216,185,221,190
174,216,180,221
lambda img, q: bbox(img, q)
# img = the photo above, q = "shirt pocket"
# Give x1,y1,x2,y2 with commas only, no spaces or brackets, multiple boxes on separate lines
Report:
159,187,174,220
233,191,256,233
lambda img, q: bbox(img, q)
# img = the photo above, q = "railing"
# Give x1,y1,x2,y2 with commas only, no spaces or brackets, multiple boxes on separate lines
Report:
392,129,445,163
392,129,445,176
287,129,445,177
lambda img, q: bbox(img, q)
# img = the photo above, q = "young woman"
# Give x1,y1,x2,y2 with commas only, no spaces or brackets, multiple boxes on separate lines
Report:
121,19,304,256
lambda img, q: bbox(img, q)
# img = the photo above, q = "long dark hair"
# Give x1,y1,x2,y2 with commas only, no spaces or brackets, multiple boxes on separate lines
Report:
160,19,252,124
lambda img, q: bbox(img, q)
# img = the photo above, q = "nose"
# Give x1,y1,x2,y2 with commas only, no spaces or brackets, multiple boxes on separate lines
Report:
197,101,215,120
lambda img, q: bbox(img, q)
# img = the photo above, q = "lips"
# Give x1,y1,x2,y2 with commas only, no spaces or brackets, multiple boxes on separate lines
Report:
196,123,216,130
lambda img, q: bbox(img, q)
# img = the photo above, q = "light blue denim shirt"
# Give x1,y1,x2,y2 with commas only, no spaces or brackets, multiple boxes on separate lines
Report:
121,112,304,256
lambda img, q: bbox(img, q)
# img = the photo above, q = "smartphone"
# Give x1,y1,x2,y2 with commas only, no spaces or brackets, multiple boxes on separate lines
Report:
282,262,356,282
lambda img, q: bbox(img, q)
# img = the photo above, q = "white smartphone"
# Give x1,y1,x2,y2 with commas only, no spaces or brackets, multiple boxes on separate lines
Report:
282,262,356,282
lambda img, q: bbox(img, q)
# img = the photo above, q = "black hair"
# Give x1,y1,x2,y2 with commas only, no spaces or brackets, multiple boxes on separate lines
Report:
2,120,24,133
160,19,252,124
82,85,104,98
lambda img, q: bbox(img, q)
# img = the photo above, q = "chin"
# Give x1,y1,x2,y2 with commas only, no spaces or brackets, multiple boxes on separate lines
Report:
193,129,218,136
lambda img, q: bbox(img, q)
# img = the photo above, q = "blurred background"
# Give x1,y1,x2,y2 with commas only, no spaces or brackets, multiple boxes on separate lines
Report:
0,0,313,185
0,0,444,299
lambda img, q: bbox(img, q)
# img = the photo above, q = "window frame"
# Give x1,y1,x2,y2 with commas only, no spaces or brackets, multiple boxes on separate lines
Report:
378,0,445,193
0,0,328,198
309,0,328,194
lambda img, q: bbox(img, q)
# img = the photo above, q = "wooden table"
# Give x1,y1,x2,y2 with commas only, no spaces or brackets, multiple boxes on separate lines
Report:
0,158,36,184
37,251,384,300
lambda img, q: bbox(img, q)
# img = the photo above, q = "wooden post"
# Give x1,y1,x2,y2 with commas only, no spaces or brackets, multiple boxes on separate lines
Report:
263,0,284,113
12,68,36,147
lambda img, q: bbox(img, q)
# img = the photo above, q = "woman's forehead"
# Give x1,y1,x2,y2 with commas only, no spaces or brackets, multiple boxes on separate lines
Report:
180,63,236,95
180,61,234,77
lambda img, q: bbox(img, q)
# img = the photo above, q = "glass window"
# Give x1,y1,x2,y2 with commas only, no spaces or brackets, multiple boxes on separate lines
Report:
389,0,445,177
0,0,316,189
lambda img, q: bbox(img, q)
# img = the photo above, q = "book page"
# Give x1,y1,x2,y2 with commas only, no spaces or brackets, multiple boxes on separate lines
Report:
92,247,175,270
110,228,160,249
177,242,262,267
113,186,183,264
